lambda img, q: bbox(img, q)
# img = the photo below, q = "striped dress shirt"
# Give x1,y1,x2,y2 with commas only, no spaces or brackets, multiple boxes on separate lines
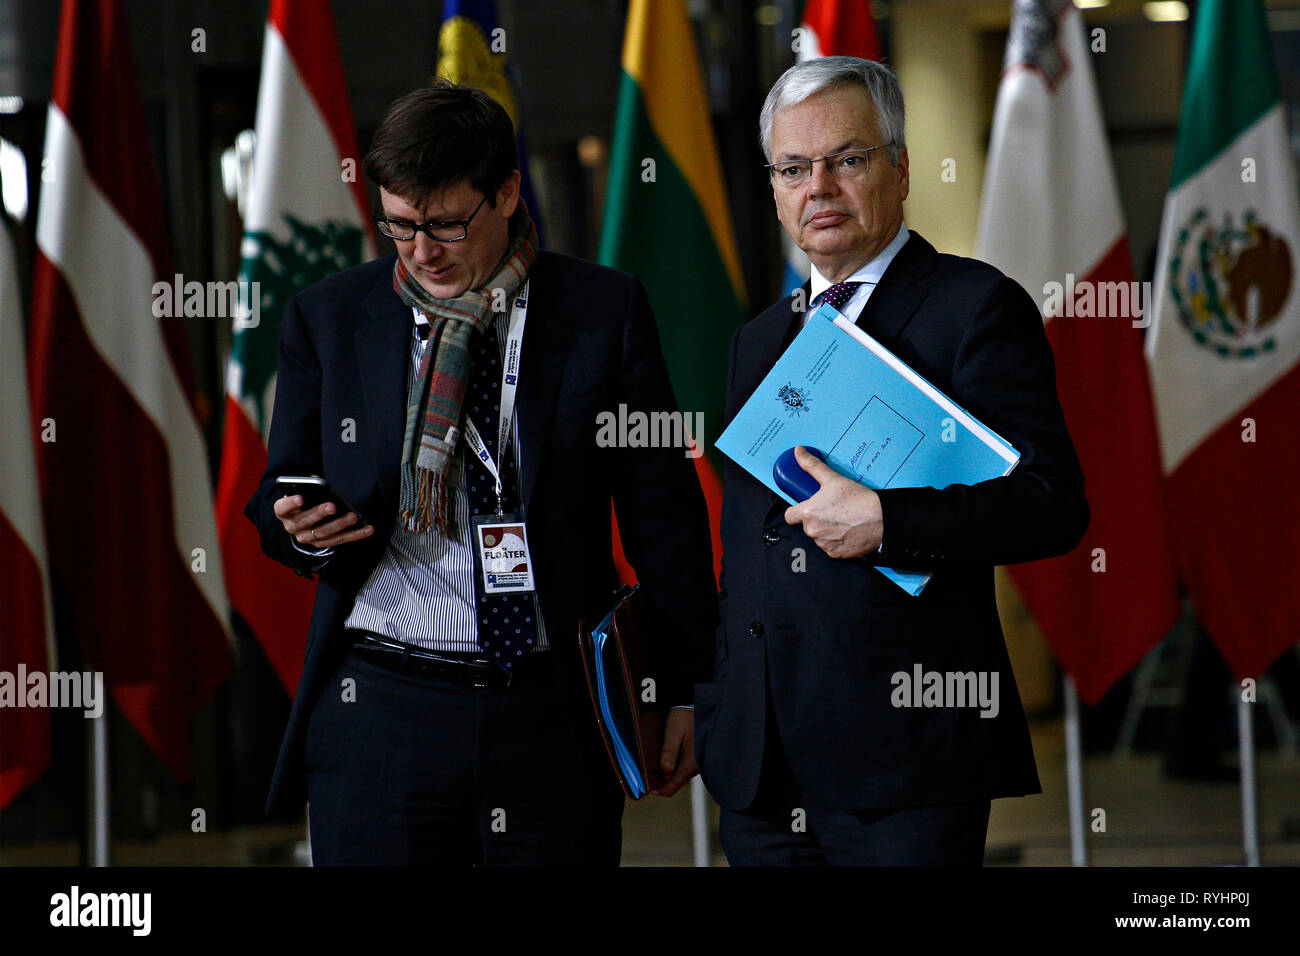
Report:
341,307,549,653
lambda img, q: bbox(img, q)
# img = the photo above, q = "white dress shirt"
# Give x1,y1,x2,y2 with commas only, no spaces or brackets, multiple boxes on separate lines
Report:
805,222,911,325
801,222,910,558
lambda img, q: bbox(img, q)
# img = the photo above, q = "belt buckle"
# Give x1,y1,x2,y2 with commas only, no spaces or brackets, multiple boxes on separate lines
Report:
469,658,508,689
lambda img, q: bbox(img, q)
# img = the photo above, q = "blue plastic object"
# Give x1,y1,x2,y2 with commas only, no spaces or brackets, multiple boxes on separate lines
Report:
772,446,826,503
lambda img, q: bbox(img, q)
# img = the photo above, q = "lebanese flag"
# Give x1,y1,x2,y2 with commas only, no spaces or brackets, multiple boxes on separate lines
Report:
214,0,373,695
780,0,884,295
28,0,234,782
975,0,1180,705
1,215,56,809
1146,0,1300,680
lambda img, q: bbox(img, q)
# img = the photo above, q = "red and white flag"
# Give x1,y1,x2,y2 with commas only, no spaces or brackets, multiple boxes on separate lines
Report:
214,0,373,695
976,0,1180,705
798,0,883,61
29,0,234,782
1,214,56,808
781,0,885,294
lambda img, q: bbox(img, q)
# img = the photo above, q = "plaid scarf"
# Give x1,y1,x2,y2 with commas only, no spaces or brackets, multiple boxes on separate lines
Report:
395,203,537,535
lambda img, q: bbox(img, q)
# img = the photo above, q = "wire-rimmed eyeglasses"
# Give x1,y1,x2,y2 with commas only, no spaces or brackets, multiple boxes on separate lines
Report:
765,145,893,188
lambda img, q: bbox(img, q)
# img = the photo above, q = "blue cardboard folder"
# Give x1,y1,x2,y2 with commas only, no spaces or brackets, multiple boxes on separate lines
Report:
715,304,1020,595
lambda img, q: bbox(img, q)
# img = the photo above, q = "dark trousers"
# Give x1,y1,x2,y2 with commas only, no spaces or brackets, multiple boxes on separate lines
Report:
305,648,624,865
719,713,990,866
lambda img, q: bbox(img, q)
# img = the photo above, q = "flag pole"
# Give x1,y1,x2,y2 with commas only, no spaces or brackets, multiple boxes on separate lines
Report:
690,776,709,866
297,809,312,866
1063,675,1088,866
88,714,110,866
1237,694,1260,866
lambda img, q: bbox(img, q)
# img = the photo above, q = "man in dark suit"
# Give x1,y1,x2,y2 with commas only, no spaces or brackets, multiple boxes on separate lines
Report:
694,57,1088,865
246,83,716,865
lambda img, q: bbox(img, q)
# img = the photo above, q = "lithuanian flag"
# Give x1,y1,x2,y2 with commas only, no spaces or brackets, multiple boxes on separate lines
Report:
598,0,747,583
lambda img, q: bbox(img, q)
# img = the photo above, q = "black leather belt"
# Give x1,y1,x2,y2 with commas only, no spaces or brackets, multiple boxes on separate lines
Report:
347,632,552,689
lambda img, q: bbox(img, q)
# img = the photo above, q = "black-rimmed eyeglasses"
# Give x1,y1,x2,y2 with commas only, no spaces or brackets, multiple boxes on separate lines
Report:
372,195,488,242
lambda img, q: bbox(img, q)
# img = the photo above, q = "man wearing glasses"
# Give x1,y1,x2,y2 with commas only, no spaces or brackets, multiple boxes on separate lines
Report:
246,82,717,865
693,57,1088,864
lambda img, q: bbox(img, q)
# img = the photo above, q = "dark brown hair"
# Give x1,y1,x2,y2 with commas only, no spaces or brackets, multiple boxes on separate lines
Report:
363,80,518,209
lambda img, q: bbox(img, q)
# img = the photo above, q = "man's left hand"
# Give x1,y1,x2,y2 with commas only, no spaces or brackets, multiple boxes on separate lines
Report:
783,445,884,559
650,708,697,797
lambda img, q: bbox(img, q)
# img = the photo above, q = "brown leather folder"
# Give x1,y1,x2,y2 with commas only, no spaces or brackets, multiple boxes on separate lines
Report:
578,585,665,799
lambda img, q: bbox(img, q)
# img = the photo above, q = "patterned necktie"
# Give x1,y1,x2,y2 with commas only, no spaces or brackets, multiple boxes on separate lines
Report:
466,317,537,670
821,280,863,312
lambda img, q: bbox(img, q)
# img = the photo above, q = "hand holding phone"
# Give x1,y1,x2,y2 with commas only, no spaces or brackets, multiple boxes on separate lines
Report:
273,476,374,551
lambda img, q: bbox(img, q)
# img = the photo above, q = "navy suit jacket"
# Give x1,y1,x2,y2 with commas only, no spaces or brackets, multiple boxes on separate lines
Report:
247,251,718,815
694,231,1088,812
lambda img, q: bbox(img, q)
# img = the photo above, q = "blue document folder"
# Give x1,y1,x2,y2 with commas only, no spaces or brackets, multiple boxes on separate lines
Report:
590,604,647,798
715,304,1020,595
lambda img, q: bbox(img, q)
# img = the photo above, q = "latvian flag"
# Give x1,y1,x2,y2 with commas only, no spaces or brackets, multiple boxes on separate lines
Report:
28,0,234,782
2,203,56,808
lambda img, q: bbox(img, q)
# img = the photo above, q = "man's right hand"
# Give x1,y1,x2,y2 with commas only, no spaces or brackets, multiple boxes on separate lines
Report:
274,495,375,550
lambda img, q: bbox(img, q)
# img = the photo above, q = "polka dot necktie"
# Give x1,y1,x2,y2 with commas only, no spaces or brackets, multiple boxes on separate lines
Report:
821,280,863,312
466,316,537,671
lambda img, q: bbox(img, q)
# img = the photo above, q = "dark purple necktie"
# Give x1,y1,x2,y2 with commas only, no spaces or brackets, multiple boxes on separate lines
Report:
466,320,537,671
821,280,863,312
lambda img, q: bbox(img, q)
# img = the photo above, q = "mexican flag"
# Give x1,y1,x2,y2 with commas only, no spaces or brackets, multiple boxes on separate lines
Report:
976,0,1179,705
598,0,748,584
1147,0,1300,680
214,0,374,694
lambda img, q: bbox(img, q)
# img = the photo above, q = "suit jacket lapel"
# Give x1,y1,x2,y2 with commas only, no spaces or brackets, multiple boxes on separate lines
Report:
732,288,807,524
734,287,807,417
515,254,573,512
853,231,939,345
355,270,410,505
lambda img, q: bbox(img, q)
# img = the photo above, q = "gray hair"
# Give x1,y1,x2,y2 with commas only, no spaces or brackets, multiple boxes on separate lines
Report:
759,56,905,165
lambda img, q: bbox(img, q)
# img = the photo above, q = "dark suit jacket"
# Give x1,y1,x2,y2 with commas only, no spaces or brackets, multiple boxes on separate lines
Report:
694,231,1088,812
247,251,718,815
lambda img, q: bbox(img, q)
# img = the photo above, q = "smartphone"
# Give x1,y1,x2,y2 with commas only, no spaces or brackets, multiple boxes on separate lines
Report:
274,475,367,528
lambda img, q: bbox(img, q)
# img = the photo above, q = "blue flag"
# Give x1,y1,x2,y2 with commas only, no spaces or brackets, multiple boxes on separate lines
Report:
437,0,546,246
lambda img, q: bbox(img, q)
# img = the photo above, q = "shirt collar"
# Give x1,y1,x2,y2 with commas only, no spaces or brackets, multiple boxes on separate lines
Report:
411,305,500,342
808,222,911,304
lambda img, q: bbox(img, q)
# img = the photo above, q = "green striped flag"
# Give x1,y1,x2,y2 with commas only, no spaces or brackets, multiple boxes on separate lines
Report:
1146,0,1300,679
599,0,748,582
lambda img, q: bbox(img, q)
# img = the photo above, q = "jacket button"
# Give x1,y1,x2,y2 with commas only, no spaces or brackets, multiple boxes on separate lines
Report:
748,622,764,638
762,529,781,546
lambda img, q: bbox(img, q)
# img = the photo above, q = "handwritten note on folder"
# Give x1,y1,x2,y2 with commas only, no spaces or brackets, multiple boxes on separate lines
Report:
715,304,1020,596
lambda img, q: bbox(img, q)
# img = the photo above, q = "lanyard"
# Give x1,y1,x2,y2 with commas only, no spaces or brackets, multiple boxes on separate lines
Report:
463,280,529,515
